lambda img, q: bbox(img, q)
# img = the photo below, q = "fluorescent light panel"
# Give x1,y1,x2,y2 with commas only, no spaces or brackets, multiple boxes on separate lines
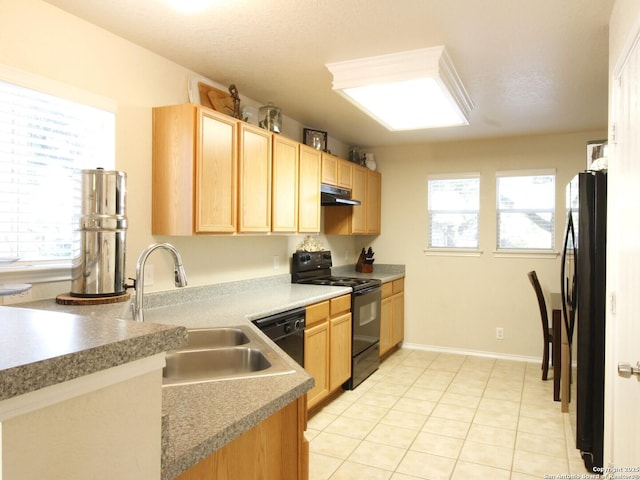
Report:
326,47,473,131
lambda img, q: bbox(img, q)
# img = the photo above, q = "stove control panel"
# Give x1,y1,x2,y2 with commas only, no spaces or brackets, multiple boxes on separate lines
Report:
292,251,333,271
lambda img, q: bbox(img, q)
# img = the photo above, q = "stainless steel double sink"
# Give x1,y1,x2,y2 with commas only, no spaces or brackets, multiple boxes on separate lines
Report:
162,325,296,386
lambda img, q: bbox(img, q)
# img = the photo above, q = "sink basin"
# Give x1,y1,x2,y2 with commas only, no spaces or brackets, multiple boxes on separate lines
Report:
184,327,250,349
164,347,270,382
162,325,296,386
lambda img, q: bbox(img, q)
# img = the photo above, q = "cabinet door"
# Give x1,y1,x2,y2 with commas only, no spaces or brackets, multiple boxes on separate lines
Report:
152,104,238,235
330,312,352,390
238,123,272,232
304,321,329,409
380,296,393,356
366,170,381,234
197,109,238,233
272,135,299,232
152,104,197,235
321,153,338,185
391,292,404,346
337,159,353,190
175,398,305,480
351,166,367,233
298,145,321,233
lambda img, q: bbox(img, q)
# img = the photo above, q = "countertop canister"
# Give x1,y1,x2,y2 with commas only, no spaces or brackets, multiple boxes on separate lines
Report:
71,168,127,297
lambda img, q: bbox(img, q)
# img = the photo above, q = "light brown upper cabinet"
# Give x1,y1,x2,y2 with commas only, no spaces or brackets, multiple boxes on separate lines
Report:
365,168,381,234
298,144,321,233
271,135,299,232
153,104,273,235
321,152,338,185
238,123,272,233
324,164,381,235
337,157,353,190
272,139,321,233
321,153,353,190
152,104,238,235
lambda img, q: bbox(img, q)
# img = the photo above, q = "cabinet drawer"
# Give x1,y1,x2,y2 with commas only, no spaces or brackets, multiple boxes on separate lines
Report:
330,294,351,316
382,282,393,299
306,301,330,326
392,278,404,294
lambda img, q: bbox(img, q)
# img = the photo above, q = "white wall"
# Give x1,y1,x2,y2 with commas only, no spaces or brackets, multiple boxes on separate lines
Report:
368,131,605,358
0,0,359,298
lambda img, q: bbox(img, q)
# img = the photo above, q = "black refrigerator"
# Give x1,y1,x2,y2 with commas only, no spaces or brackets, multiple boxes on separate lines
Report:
561,170,607,472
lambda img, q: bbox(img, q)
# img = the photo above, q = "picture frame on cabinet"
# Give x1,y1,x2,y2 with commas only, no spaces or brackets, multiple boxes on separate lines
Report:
586,139,607,169
303,128,327,152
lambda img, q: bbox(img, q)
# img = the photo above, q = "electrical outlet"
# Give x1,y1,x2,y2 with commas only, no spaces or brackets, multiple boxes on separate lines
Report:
496,327,504,340
144,264,154,286
273,255,280,269
2,287,32,305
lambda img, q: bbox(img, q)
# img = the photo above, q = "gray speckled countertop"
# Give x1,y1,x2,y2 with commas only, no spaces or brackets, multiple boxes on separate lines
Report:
9,265,405,479
0,306,186,402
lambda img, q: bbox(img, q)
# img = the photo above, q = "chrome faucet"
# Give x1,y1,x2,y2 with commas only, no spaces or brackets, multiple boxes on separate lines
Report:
132,243,188,322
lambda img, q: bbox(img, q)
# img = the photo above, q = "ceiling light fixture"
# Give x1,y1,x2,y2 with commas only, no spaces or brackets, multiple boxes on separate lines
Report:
326,46,473,131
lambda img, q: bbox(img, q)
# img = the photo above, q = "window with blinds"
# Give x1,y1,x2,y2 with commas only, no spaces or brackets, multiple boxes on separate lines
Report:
0,76,115,279
496,170,555,250
427,173,480,249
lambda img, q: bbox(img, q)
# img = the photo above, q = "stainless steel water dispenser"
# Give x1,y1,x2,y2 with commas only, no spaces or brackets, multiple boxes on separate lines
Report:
71,168,127,297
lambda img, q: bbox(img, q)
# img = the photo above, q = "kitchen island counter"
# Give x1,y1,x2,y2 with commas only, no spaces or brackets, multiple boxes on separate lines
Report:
0,305,186,402
13,275,353,479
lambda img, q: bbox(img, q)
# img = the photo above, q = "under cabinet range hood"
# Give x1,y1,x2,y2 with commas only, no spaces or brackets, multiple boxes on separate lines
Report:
320,184,362,206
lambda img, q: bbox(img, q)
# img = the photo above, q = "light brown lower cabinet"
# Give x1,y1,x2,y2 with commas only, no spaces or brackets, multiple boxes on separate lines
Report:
380,278,405,357
174,396,308,480
304,318,330,407
305,295,352,410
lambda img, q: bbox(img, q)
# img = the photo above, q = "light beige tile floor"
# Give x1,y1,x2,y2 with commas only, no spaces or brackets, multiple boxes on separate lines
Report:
307,348,589,480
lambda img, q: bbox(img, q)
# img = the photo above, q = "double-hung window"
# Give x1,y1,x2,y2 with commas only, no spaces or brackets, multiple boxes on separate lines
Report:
0,67,115,282
427,173,480,249
496,170,556,251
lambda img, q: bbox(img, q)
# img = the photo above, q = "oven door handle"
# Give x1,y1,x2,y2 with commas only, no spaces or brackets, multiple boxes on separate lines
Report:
354,285,381,296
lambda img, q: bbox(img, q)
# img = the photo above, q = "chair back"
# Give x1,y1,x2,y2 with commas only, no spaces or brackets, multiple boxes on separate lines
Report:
527,270,549,332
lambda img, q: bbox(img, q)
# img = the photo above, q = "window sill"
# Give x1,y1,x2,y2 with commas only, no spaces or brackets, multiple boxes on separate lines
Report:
423,248,483,257
0,263,72,284
493,250,559,259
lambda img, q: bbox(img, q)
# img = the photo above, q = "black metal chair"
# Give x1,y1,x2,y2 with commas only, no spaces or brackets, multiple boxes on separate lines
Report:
527,270,555,381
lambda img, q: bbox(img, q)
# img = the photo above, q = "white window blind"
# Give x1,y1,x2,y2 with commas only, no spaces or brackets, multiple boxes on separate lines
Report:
496,170,555,250
427,173,480,249
0,76,115,279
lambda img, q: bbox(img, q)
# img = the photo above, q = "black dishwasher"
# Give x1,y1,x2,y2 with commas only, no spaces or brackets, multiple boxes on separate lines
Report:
252,307,305,367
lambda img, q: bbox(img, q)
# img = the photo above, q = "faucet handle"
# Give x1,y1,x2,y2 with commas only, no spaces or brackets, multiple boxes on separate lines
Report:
125,278,137,290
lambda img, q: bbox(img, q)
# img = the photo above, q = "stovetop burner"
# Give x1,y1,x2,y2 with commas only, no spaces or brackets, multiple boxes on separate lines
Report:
291,251,380,291
299,276,376,287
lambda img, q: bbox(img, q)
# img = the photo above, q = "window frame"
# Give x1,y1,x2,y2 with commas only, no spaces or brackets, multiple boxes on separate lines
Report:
426,172,481,255
495,169,557,254
0,64,117,284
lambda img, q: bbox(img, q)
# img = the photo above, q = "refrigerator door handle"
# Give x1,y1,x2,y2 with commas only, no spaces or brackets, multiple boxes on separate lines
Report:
617,362,640,377
561,212,577,343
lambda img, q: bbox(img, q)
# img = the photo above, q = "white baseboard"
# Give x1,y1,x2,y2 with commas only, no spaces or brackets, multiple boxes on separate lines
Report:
399,342,542,364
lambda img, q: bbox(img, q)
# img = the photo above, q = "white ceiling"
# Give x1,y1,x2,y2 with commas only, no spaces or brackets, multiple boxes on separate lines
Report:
44,0,614,147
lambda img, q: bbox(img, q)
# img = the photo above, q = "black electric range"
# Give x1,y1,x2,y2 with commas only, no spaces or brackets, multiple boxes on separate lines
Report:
291,251,381,291
292,250,382,389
